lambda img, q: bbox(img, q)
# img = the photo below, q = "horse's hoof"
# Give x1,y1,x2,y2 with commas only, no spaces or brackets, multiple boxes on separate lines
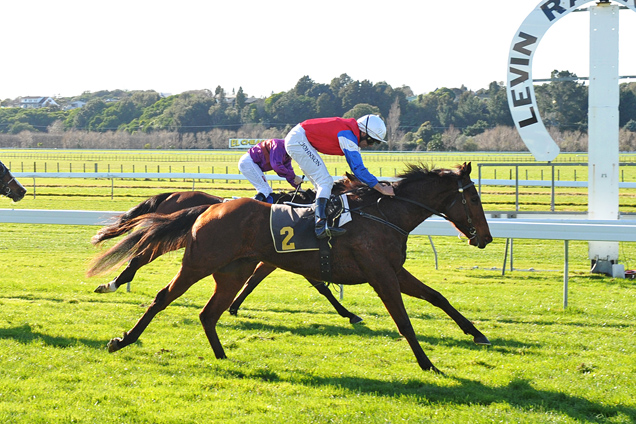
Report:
228,308,238,316
108,332,127,352
349,315,363,324
431,365,444,375
94,281,117,293
474,334,491,345
107,338,121,353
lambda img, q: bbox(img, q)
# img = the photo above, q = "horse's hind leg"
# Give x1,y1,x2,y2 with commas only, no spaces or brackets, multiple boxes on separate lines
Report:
94,253,148,293
228,262,276,315
397,268,490,345
107,264,209,352
200,260,260,359
309,280,363,324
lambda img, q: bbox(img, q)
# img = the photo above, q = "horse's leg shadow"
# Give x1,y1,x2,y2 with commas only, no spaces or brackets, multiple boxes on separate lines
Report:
397,268,490,345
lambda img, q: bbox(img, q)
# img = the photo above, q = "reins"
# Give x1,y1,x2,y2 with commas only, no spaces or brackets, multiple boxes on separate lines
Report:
347,179,478,239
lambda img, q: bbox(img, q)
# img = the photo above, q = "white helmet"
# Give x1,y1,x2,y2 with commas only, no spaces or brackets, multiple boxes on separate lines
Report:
357,114,387,143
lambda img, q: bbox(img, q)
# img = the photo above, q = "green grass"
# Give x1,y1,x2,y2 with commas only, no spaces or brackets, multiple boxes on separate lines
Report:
1,149,635,422
0,224,635,423
3,151,636,213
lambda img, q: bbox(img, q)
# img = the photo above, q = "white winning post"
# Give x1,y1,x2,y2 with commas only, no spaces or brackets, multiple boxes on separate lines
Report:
507,0,635,273
588,3,620,267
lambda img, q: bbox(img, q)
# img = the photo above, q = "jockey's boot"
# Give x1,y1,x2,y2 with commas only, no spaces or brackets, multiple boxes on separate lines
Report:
315,197,346,239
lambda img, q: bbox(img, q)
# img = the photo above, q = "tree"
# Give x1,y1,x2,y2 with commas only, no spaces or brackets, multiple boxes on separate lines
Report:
386,98,401,149
486,81,513,127
342,103,380,120
68,99,107,130
619,83,636,127
294,76,315,96
535,70,587,130
236,87,246,112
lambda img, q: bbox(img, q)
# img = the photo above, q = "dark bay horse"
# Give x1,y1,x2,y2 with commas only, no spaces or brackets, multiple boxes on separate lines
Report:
91,188,363,324
0,160,26,202
88,163,492,373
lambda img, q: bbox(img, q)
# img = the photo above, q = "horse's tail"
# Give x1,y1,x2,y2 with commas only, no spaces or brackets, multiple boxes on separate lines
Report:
87,204,210,277
91,193,173,245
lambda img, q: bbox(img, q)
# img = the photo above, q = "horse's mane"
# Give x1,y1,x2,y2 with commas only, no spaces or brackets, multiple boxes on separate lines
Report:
395,163,459,184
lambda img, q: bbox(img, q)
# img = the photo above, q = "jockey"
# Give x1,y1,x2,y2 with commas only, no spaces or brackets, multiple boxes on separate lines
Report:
238,139,303,203
284,114,395,239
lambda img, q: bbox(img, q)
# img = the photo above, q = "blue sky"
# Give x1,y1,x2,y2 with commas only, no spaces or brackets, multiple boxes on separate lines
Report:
3,0,636,99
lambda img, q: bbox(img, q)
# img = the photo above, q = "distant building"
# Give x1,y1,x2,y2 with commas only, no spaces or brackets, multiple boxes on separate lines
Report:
63,100,87,110
19,96,59,109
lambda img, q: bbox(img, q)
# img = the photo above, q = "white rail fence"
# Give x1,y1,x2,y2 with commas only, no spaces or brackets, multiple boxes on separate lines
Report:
4,172,636,308
2,207,635,308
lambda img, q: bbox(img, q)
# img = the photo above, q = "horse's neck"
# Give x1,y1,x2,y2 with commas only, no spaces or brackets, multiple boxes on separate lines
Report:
392,183,452,232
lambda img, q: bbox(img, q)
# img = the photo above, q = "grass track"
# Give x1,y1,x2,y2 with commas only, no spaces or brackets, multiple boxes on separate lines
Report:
1,150,635,422
0,224,635,423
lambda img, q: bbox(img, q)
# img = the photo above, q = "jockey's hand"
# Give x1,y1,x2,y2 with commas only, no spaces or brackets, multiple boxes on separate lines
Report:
293,175,304,186
373,182,395,197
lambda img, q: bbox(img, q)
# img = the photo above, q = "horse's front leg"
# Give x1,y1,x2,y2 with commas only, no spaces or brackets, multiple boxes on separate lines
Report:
367,273,440,373
397,268,490,345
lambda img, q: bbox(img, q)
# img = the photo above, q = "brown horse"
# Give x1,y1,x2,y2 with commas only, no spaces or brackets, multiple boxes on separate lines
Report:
88,163,492,373
91,188,363,324
0,160,26,202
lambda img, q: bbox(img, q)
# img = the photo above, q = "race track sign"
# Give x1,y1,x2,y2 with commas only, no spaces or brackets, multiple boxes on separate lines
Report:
507,0,636,162
229,139,267,149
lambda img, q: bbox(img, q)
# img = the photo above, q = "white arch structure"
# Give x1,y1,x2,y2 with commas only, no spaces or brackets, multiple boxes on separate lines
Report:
507,0,634,270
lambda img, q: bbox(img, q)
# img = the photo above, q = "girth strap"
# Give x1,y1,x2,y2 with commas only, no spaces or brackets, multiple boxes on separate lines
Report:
318,237,333,282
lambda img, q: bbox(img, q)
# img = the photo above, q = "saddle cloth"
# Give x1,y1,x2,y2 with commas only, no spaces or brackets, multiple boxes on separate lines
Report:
270,195,351,253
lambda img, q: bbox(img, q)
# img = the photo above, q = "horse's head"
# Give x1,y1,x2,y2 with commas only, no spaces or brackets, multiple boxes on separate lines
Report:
394,162,492,249
0,160,26,202
442,162,492,248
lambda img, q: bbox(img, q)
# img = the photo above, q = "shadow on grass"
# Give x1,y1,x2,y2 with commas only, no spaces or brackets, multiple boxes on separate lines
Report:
218,368,635,422
0,323,104,349
220,315,532,352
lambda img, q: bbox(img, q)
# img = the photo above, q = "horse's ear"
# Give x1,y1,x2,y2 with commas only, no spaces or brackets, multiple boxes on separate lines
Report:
461,162,472,176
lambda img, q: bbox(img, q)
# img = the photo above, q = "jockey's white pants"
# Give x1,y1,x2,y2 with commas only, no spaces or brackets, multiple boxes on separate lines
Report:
284,124,333,199
238,153,273,196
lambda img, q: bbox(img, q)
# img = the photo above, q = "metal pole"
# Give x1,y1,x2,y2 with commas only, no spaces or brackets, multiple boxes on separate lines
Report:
563,240,569,308
551,164,555,212
502,238,510,276
515,165,519,211
428,236,438,270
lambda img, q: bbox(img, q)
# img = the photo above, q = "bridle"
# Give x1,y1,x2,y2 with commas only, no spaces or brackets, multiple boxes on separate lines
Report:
0,163,19,198
348,179,479,240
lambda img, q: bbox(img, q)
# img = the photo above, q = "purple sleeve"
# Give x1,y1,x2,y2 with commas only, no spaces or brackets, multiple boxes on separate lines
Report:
269,139,298,187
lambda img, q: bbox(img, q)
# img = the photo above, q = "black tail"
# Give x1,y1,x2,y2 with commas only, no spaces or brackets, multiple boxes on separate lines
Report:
91,192,173,245
87,205,210,277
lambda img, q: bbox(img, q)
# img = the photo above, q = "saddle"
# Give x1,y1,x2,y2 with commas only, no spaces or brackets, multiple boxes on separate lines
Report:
270,195,350,250
269,195,351,282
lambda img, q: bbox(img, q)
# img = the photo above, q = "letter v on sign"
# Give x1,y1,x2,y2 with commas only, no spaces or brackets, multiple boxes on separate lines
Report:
507,0,636,162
